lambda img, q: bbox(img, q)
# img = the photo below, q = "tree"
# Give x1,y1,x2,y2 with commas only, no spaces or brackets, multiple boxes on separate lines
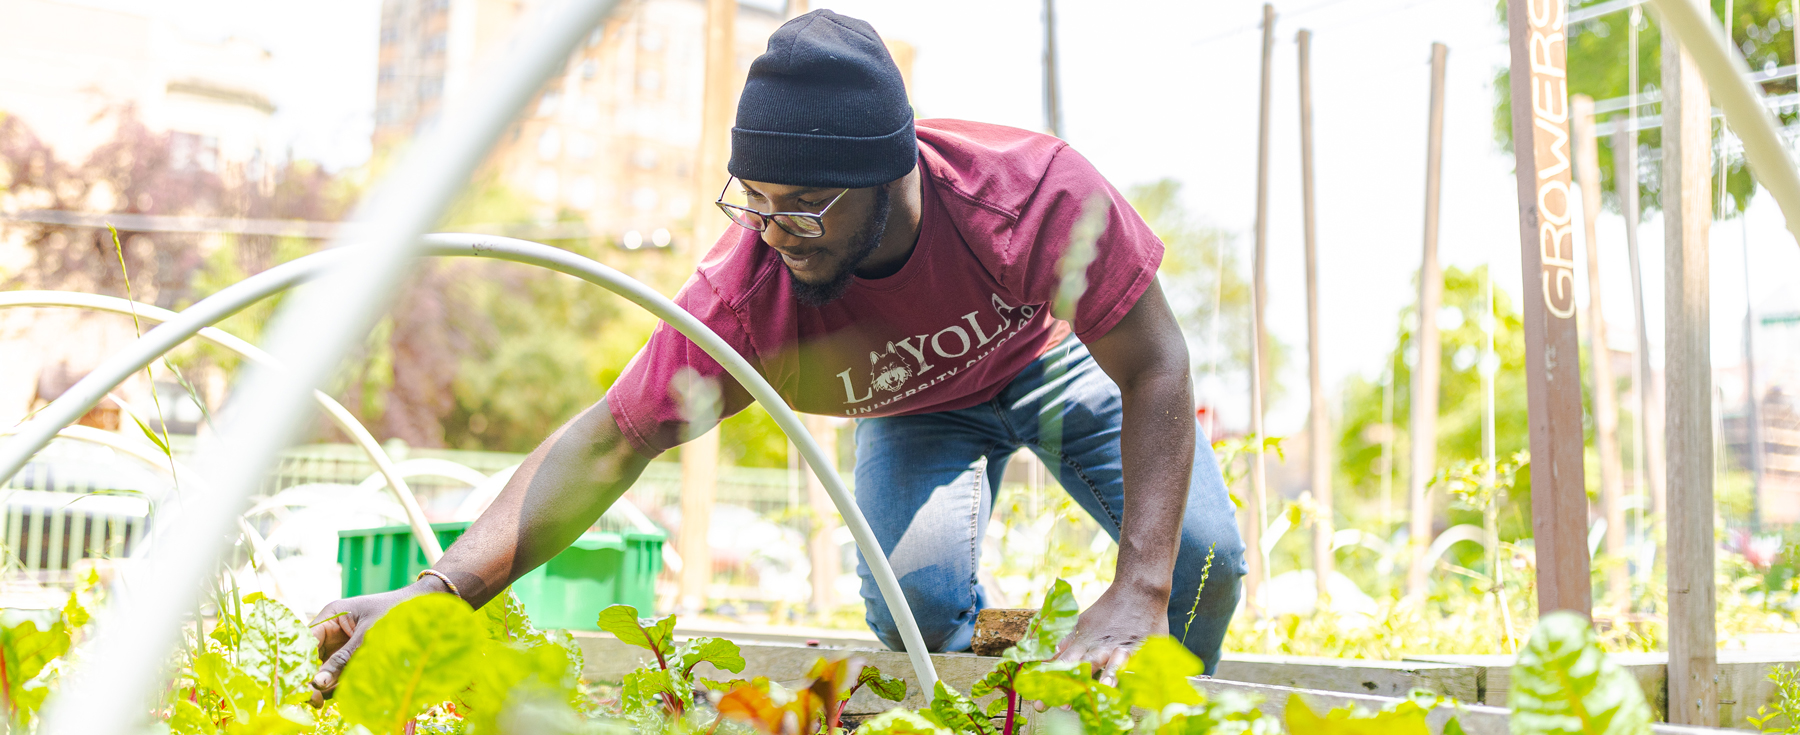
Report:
1335,265,1531,538
1491,0,1793,214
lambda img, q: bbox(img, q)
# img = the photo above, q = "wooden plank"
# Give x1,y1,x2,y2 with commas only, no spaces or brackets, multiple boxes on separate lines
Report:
1297,28,1333,602
1573,95,1630,603
1408,41,1449,600
802,414,841,612
1195,678,1741,734
677,0,738,613
1662,15,1719,727
1245,1,1276,615
1505,0,1593,618
1215,653,1479,703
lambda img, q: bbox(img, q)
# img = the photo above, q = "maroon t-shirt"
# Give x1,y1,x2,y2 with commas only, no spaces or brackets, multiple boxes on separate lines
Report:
606,119,1164,455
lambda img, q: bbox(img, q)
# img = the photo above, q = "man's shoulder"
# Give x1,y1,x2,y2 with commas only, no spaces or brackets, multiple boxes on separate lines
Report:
692,226,787,314
916,119,1069,221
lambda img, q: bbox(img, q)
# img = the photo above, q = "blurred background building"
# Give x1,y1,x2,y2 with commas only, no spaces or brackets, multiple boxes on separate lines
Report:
371,0,909,249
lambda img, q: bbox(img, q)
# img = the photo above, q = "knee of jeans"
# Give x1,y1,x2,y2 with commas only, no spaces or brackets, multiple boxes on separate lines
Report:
863,584,974,652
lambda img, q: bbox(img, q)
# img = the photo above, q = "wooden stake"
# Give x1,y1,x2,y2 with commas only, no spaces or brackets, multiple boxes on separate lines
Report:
1297,28,1332,604
1573,95,1628,605
803,414,841,612
1612,39,1667,578
678,0,737,613
1505,0,1592,618
1662,20,1718,726
1406,42,1448,600
1246,1,1276,616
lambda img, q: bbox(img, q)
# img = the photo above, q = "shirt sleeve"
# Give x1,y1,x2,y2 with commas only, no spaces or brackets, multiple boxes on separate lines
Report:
1008,145,1165,341
604,272,755,456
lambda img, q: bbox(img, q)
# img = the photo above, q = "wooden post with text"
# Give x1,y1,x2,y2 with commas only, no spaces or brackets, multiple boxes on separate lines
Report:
1505,0,1592,618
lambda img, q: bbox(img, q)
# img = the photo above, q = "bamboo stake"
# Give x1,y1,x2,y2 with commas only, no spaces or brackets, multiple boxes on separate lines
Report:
1613,12,1666,585
1661,17,1719,724
1573,95,1629,605
678,0,736,613
1297,28,1333,604
1505,0,1593,618
1406,42,1448,600
1246,1,1276,616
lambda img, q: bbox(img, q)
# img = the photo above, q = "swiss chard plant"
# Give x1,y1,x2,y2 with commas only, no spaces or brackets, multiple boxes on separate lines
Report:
1506,611,1653,735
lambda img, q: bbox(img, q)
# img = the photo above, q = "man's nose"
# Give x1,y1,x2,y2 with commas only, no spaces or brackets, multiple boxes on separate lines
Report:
762,226,804,251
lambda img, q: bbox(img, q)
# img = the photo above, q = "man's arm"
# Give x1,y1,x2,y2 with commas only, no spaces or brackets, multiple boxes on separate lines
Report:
309,399,655,696
1054,278,1194,682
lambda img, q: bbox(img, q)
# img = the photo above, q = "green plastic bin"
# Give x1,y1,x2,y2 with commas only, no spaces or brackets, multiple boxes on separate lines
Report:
337,521,664,629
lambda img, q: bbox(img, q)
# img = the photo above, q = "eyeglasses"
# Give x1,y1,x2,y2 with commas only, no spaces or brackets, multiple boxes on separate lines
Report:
715,177,848,238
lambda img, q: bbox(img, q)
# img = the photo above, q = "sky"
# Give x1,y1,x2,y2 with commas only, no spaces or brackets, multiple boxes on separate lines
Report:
67,0,1800,437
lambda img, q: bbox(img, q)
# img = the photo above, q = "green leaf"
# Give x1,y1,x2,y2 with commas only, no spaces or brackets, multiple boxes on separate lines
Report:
193,651,269,722
857,708,955,735
334,593,484,734
1508,611,1653,735
857,665,907,702
462,639,580,734
1118,636,1203,711
595,605,676,662
168,698,213,735
1014,661,1093,707
128,409,172,454
0,612,70,723
923,681,998,735
236,597,313,704
1283,694,1432,735
1005,579,1080,663
970,660,1018,699
679,636,745,674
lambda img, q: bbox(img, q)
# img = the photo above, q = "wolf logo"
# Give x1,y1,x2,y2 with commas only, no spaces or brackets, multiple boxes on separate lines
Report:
868,348,913,393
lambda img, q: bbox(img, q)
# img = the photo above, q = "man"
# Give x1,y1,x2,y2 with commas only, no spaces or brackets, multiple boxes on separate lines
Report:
310,9,1245,697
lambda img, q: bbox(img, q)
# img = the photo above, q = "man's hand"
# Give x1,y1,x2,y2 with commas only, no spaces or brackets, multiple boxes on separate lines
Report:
1053,583,1170,686
307,579,445,705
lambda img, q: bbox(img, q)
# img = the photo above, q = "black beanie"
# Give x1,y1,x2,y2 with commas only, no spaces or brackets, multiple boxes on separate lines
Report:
729,10,916,189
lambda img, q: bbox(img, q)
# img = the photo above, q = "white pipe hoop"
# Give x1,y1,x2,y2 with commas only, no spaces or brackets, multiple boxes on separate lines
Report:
1652,0,1800,248
0,291,445,563
2,236,943,696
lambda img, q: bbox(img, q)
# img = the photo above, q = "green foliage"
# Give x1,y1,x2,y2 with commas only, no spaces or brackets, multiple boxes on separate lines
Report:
0,609,71,726
1508,612,1653,735
235,595,315,704
856,708,954,735
1490,0,1791,215
334,594,486,733
1283,694,1435,735
595,605,677,664
1749,663,1800,732
1117,637,1203,711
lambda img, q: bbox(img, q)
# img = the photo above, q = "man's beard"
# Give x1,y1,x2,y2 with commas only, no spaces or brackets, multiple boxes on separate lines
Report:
790,185,891,308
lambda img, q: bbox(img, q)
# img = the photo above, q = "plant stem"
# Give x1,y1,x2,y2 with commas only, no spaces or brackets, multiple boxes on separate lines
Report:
1002,690,1019,735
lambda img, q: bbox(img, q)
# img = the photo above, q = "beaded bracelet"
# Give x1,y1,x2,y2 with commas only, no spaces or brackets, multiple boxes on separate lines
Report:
416,569,462,599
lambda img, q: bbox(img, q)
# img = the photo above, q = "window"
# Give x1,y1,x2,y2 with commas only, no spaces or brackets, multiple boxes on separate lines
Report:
568,134,596,160
537,127,561,161
424,33,448,54
536,91,560,117
533,170,560,203
632,147,657,171
636,69,662,94
568,176,597,210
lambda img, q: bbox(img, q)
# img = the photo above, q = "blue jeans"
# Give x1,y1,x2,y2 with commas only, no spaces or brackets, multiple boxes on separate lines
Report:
850,338,1247,674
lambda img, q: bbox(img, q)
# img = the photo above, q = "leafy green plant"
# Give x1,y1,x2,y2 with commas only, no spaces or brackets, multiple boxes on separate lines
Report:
1507,611,1652,735
1748,664,1800,733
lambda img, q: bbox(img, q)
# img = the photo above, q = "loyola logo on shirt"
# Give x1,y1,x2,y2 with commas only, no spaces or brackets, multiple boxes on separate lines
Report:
835,294,1036,414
